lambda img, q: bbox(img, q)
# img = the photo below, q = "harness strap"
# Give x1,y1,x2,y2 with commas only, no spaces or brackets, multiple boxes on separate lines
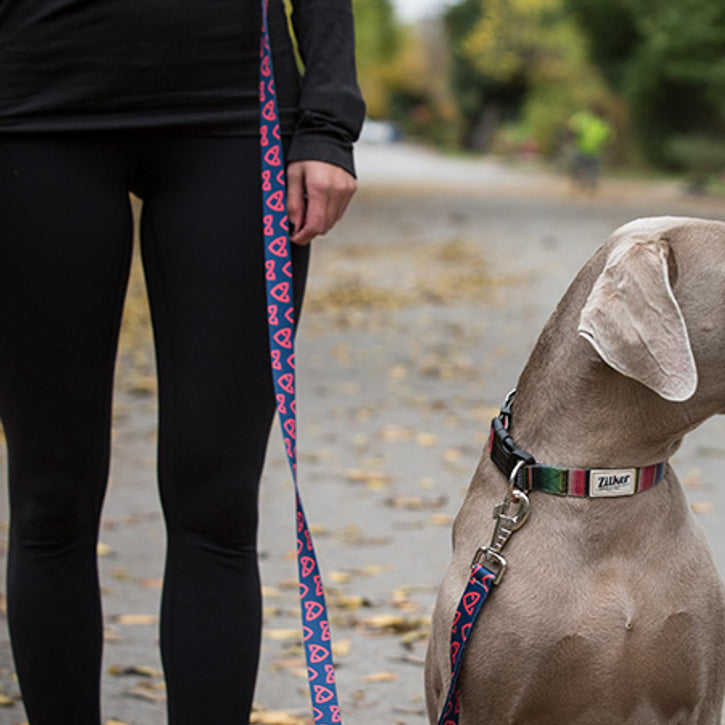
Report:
436,564,497,725
259,4,342,723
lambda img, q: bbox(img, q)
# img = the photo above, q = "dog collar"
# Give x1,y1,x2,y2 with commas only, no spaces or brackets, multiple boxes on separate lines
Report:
489,390,667,498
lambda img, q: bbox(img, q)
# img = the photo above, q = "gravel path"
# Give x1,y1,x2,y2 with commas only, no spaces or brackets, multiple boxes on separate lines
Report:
1,144,724,725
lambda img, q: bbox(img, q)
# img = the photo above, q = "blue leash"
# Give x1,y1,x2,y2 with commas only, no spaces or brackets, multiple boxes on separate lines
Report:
436,563,497,725
436,485,530,725
259,2,342,723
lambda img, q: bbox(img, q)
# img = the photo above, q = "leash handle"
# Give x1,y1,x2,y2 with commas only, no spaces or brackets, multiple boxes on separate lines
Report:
436,564,496,725
259,4,343,723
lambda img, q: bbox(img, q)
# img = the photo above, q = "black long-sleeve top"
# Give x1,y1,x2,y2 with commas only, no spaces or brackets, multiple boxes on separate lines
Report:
0,0,365,174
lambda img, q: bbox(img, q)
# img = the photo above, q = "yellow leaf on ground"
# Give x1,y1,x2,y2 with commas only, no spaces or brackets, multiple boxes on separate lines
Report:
345,469,392,487
114,614,158,626
443,448,462,462
692,501,715,515
108,665,163,678
362,614,431,634
362,671,399,683
250,710,311,725
328,571,352,584
330,595,370,611
0,693,14,706
332,638,351,657
264,628,301,641
97,542,113,556
430,513,453,527
416,433,438,447
139,578,163,589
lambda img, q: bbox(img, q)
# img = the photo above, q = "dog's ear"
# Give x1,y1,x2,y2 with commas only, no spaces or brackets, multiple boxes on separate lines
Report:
578,238,697,402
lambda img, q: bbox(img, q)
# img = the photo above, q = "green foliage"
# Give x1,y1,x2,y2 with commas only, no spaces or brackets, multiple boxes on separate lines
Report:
445,0,612,154
351,0,404,118
568,0,725,167
445,0,526,149
351,0,459,145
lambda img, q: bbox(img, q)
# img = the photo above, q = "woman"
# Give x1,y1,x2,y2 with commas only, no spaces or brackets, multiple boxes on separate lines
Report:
0,1,364,723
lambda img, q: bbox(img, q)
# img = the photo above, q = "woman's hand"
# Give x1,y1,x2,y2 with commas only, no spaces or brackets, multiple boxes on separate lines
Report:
286,160,357,246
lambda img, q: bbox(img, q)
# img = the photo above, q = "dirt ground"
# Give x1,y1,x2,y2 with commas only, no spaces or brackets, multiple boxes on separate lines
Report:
1,144,725,725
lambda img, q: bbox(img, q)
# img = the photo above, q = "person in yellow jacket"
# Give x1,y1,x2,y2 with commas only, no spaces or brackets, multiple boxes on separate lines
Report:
567,109,614,191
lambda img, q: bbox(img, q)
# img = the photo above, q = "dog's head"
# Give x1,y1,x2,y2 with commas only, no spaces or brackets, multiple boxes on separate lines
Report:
579,216,725,407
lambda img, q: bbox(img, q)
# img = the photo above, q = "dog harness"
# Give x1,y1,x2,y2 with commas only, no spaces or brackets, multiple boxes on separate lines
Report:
436,390,668,725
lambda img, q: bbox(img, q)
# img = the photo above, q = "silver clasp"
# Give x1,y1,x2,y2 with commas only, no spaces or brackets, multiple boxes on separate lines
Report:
471,479,530,586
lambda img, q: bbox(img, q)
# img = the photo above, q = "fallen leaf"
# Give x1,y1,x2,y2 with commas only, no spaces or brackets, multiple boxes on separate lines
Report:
361,614,431,634
264,629,301,641
104,626,122,643
416,433,438,447
106,720,132,725
114,614,158,626
401,630,430,648
345,469,392,489
328,571,352,585
384,496,446,511
362,671,398,683
97,542,113,557
127,374,157,396
332,638,351,657
430,513,453,527
329,595,371,611
108,665,163,678
352,564,394,577
379,424,414,443
139,578,163,589
691,501,715,515
443,448,462,463
0,693,14,707
124,684,166,704
250,709,311,725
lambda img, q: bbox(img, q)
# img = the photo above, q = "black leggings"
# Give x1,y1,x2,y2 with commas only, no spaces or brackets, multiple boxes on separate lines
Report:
0,133,309,725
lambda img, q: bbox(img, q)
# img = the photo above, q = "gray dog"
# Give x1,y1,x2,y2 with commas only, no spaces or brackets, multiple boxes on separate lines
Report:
425,217,725,725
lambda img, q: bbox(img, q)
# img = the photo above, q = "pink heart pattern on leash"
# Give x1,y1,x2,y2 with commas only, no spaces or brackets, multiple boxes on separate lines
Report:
437,563,496,725
260,2,341,723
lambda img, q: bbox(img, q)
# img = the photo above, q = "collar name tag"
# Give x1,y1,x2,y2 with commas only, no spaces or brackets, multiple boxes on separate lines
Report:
590,469,636,497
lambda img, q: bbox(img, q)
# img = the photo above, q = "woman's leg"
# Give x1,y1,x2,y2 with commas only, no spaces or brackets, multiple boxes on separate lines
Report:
0,135,135,724
138,135,308,724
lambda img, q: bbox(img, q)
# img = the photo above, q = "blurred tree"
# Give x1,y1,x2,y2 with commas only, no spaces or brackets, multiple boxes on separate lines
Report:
380,19,460,147
446,0,612,155
351,0,404,118
567,0,725,167
349,0,459,146
445,0,526,150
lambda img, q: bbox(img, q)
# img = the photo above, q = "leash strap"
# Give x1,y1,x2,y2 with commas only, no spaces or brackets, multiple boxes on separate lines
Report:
436,564,497,725
259,4,342,723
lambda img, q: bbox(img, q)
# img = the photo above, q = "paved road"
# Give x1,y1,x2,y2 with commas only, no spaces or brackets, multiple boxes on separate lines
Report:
1,144,724,724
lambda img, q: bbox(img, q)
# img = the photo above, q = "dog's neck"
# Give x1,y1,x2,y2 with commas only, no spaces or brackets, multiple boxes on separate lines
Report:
509,308,700,471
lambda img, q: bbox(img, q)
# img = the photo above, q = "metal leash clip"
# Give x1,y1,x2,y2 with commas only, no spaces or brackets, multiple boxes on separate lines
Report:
471,462,531,585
